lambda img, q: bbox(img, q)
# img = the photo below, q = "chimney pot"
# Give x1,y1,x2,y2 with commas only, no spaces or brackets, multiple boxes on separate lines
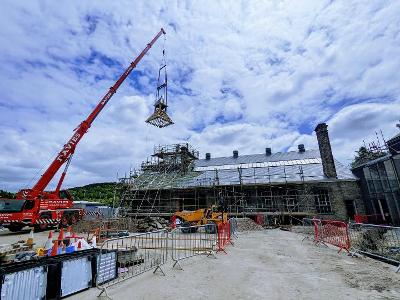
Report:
298,144,305,153
265,148,272,156
205,153,211,160
233,150,239,158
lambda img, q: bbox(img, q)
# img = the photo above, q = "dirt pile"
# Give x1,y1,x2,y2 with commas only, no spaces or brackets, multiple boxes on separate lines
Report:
236,217,263,231
137,216,170,232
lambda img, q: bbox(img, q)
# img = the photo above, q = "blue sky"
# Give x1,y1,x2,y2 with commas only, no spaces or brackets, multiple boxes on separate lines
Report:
1,1,400,191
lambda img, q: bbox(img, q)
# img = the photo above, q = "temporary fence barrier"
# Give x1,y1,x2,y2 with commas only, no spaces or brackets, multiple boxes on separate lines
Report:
299,218,321,243
299,218,350,253
348,223,400,273
170,215,177,229
255,213,265,225
217,221,233,253
96,229,168,298
229,218,238,238
95,250,118,285
170,224,217,270
320,220,350,253
354,214,386,224
354,214,369,224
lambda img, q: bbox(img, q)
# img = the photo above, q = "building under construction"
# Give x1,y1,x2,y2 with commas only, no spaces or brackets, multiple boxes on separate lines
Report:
116,123,365,222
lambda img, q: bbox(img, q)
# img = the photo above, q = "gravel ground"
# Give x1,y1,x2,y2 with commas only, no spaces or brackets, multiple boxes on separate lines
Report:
66,229,400,300
236,217,264,231
0,228,50,247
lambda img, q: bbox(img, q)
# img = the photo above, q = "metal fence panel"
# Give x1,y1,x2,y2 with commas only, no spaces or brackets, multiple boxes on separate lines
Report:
96,250,118,285
61,257,93,297
97,229,168,297
170,224,217,270
229,218,238,238
1,266,47,300
349,223,400,272
297,218,320,243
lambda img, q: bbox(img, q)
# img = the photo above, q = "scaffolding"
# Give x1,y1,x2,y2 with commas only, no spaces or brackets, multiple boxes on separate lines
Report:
115,144,334,223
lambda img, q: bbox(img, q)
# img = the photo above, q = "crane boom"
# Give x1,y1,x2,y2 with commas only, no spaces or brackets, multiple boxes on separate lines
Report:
22,28,166,199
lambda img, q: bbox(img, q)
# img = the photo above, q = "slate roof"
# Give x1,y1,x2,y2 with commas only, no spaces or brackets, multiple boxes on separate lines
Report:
183,149,355,186
133,149,356,190
195,149,322,167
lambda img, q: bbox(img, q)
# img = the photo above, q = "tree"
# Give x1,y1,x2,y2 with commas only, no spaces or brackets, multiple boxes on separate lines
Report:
351,146,386,169
0,190,15,198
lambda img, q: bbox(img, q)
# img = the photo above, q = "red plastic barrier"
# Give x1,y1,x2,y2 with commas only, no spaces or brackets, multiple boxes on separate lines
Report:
255,214,265,225
354,214,368,224
311,219,321,243
170,215,176,229
217,222,231,253
320,220,350,253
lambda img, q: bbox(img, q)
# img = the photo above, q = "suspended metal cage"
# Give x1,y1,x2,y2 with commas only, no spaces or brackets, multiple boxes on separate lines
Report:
146,49,174,128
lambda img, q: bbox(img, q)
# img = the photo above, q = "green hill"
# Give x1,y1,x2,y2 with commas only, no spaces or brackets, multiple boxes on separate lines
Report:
0,190,15,198
1,183,117,205
68,182,117,205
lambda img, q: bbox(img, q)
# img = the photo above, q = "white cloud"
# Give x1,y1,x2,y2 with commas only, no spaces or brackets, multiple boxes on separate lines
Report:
0,0,400,191
328,102,400,165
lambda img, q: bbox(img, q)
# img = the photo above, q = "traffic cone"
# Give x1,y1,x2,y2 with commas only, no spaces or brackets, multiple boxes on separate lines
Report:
57,228,64,241
44,231,53,250
77,240,82,251
26,229,34,248
50,242,58,256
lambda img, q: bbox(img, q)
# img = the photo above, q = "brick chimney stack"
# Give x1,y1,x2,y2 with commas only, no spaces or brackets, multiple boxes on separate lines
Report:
315,123,337,179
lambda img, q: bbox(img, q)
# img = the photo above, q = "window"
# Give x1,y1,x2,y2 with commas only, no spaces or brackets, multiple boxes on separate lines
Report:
24,200,35,210
285,195,299,212
264,196,279,212
384,160,400,190
0,199,26,212
314,189,332,213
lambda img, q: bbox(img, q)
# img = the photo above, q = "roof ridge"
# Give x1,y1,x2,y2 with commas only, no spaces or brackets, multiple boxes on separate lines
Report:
197,149,320,161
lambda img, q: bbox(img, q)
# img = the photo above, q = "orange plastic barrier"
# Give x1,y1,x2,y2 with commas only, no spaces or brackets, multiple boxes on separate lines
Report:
217,222,232,253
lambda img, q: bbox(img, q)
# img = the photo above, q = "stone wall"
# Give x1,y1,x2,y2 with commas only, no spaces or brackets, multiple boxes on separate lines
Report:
310,180,365,220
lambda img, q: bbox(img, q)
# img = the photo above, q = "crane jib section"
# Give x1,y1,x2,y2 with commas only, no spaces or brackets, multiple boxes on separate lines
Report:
26,28,166,197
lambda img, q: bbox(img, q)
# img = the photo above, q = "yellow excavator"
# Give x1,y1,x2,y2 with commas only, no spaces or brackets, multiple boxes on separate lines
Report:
173,205,228,233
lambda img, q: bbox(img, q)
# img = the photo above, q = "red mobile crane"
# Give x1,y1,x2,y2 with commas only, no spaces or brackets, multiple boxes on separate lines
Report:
0,29,166,232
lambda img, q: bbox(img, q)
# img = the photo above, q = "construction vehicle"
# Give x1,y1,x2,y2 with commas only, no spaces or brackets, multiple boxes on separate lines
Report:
174,205,228,233
0,29,167,232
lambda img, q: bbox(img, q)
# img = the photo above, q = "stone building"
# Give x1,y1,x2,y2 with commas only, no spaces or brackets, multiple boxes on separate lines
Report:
117,123,364,222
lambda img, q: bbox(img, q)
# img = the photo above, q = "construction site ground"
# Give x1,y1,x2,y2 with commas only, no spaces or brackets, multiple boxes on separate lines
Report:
1,228,399,299
86,229,398,300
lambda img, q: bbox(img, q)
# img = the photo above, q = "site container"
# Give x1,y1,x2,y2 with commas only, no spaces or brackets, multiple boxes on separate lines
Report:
46,249,98,299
